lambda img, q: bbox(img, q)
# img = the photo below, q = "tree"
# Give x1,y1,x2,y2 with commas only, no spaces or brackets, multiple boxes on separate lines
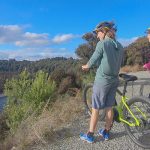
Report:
75,32,98,62
124,37,150,65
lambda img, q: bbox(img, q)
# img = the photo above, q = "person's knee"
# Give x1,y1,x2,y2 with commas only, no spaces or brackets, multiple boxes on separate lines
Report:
106,107,112,112
92,108,99,115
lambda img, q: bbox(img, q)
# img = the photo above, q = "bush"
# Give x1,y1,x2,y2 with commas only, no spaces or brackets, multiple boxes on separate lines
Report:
4,70,56,132
50,68,66,86
82,70,95,86
58,76,73,94
0,113,9,141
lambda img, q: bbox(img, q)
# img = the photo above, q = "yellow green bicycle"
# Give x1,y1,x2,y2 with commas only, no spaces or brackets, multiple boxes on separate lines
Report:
83,73,150,149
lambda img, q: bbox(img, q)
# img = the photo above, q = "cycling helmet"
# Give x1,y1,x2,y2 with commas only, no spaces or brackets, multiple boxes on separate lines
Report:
93,21,117,34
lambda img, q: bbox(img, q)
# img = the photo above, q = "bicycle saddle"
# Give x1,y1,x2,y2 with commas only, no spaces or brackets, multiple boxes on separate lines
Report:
119,73,138,82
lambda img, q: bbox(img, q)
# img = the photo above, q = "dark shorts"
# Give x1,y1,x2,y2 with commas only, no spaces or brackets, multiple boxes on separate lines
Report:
92,81,119,109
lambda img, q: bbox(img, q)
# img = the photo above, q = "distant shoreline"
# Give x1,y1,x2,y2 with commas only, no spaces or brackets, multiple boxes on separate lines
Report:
0,94,6,99
0,95,7,112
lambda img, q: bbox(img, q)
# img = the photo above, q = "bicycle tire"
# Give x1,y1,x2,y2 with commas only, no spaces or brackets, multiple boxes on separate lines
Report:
83,83,106,121
123,96,150,149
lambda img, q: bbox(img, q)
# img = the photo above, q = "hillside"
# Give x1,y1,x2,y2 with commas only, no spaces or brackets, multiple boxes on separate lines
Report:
124,37,150,65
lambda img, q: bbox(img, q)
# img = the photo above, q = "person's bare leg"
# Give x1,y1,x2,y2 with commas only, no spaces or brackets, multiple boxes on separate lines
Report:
105,107,113,131
89,108,99,133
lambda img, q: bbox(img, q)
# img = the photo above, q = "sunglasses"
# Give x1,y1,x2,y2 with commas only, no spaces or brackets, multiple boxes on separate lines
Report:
93,29,104,34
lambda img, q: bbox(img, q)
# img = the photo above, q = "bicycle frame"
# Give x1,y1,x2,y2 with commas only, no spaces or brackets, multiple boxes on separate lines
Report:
115,91,147,127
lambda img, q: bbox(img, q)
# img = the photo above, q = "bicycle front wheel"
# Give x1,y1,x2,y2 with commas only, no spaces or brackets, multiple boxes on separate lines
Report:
123,96,150,149
83,83,106,121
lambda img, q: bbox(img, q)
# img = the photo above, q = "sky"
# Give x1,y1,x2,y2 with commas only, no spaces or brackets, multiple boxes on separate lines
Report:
0,0,150,61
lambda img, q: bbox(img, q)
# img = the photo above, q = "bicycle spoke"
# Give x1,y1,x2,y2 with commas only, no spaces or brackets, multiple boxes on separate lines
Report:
124,98,150,148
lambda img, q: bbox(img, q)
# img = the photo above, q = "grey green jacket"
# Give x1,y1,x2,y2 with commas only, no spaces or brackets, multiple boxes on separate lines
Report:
87,36,124,84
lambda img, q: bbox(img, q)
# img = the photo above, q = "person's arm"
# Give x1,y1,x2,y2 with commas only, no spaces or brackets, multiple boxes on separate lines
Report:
87,41,103,68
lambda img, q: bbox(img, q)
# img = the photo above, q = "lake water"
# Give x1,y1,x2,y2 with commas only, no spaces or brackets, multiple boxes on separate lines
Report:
0,95,7,112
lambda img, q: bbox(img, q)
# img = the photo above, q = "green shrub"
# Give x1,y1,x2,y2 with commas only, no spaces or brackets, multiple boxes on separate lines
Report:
4,70,56,132
58,76,73,94
82,70,95,86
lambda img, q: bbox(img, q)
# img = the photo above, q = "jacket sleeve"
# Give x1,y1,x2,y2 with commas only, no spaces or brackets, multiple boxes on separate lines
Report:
87,41,103,68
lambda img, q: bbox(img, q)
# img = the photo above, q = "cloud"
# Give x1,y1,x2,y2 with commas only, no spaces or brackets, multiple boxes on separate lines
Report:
0,25,23,44
0,25,79,47
118,37,138,47
15,32,50,46
52,34,78,44
0,47,76,61
0,25,50,47
0,24,80,60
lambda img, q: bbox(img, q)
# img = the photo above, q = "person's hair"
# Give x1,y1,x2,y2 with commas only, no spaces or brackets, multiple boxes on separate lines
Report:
98,27,116,39
96,27,109,34
106,29,116,39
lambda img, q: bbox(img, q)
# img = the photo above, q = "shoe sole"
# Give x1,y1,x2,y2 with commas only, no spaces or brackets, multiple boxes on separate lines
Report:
80,137,94,144
98,133,109,141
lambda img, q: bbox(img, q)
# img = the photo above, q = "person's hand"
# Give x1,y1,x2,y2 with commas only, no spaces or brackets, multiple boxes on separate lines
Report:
82,64,89,71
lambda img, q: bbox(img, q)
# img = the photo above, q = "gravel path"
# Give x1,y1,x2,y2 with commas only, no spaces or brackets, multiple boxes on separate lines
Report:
30,71,150,150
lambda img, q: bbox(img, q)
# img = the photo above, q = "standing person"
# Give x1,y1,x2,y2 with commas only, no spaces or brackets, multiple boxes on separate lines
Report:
143,28,150,71
80,21,124,143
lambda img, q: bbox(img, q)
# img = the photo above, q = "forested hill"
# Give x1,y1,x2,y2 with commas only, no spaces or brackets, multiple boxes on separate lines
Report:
0,57,77,73
124,37,150,65
0,57,81,93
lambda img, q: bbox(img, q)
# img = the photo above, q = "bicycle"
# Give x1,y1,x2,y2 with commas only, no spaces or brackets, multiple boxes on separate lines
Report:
83,73,150,149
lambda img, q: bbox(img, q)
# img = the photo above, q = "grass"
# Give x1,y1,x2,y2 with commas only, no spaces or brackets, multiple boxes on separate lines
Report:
0,91,84,150
120,65,144,73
